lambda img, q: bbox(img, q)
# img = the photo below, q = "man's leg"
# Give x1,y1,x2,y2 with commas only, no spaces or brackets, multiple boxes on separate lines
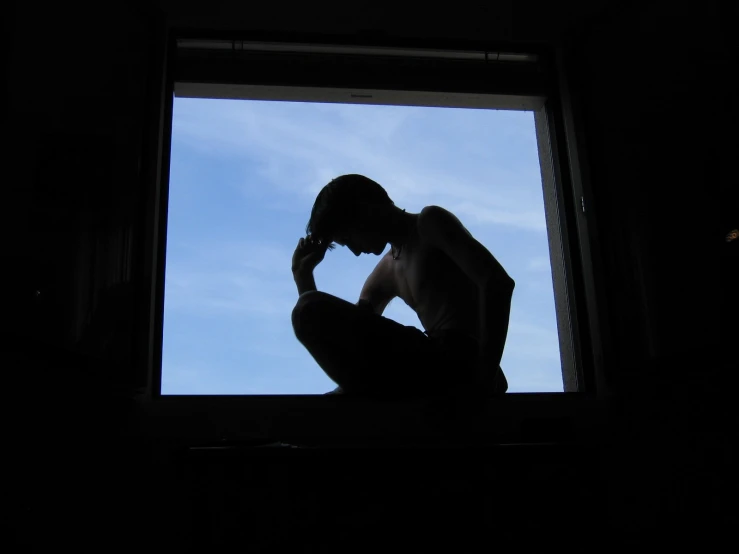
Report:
291,291,433,394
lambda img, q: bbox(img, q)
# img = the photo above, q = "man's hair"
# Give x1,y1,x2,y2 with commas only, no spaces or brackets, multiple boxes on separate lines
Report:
305,174,393,250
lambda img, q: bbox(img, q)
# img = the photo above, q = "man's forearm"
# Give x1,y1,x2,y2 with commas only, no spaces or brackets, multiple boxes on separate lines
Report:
293,270,317,296
478,277,514,367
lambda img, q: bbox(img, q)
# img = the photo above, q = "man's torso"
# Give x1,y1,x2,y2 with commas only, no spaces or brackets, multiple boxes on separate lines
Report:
386,212,480,339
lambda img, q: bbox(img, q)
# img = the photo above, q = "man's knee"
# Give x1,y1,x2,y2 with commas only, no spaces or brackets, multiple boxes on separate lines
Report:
291,291,333,339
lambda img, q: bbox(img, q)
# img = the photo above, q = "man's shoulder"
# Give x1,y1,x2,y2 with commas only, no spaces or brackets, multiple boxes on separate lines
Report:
417,205,470,240
417,205,448,232
419,204,450,218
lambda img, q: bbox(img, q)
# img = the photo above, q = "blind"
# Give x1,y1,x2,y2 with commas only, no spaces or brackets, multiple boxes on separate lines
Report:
173,37,550,108
176,39,539,64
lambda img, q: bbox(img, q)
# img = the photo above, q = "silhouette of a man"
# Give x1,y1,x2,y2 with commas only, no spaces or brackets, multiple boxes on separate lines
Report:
291,174,514,397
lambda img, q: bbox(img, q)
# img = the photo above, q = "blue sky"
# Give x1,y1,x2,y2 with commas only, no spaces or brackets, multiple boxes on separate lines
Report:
161,97,563,394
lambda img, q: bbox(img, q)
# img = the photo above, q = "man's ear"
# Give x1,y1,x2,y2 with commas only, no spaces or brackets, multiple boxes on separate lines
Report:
354,204,378,228
361,204,378,217
363,203,390,221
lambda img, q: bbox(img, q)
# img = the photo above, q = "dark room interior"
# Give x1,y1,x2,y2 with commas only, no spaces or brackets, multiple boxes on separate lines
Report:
8,0,736,549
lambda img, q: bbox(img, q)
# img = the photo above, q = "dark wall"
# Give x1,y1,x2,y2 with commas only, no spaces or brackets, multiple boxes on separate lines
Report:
6,0,601,388
8,1,157,390
564,1,736,390
566,2,736,539
8,0,733,394
7,0,735,547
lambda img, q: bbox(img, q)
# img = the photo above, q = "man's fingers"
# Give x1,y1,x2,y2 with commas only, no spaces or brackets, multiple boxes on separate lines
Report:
296,236,327,258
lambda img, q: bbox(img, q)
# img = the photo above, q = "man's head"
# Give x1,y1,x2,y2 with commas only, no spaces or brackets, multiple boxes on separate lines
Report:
306,174,395,256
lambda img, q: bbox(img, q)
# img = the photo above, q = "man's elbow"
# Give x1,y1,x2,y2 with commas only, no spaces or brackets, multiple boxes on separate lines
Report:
483,273,515,294
501,276,515,295
506,275,515,291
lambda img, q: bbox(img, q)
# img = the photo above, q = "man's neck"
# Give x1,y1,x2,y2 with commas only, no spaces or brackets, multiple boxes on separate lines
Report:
387,207,416,250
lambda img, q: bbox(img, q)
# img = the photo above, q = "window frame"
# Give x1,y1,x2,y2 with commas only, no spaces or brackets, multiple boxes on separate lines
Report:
135,28,607,443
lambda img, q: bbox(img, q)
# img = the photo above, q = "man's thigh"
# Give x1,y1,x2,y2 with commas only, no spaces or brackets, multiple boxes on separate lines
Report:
294,292,437,392
295,291,419,343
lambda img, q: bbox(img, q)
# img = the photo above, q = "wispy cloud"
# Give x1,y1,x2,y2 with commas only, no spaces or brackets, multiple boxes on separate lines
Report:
173,99,546,232
162,363,267,395
527,256,552,272
504,320,560,363
170,238,293,276
447,201,546,231
163,234,302,321
166,268,295,318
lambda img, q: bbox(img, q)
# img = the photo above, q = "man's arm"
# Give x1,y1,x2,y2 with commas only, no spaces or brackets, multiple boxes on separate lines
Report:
478,278,514,369
357,253,397,315
292,236,327,296
294,271,317,296
418,205,515,368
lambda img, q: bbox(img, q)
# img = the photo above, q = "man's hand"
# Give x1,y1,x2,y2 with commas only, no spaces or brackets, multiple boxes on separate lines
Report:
291,235,329,276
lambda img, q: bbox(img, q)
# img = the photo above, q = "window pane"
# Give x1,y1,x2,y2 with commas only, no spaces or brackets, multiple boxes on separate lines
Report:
162,98,562,394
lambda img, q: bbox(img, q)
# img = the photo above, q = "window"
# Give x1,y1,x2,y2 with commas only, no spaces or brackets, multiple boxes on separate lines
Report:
163,95,561,394
138,33,603,442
